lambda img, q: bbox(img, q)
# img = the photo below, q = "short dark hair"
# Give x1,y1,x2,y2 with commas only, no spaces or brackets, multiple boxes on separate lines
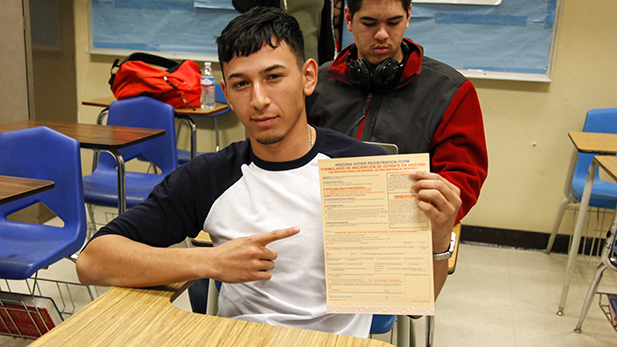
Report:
346,0,412,18
216,7,305,74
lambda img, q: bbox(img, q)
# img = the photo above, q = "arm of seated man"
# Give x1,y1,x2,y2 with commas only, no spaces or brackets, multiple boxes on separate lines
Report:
410,170,461,299
76,227,300,288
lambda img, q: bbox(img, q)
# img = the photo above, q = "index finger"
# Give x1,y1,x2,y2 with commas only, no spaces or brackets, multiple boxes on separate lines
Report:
409,170,439,181
256,227,300,246
410,171,459,192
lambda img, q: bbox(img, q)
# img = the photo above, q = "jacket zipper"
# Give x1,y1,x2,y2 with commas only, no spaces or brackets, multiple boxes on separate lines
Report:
354,93,373,140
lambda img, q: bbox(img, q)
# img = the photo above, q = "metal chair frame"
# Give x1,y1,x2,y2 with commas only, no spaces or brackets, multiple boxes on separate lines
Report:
573,209,617,333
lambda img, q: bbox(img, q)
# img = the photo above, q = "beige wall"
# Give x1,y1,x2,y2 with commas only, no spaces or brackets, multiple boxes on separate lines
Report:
31,0,78,122
464,0,617,234
1,0,32,123
72,1,617,235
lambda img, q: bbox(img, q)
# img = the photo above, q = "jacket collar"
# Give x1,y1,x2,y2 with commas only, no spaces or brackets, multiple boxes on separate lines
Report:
325,38,423,90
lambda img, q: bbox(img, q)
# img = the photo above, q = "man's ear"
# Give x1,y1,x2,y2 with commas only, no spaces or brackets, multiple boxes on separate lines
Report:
405,4,412,29
344,7,353,32
219,79,234,111
302,58,318,96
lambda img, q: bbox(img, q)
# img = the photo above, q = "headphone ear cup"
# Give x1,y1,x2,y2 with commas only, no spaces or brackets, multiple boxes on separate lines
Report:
372,58,403,90
347,59,372,91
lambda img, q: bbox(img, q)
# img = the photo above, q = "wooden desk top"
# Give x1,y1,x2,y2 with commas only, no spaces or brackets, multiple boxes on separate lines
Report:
0,175,54,205
0,120,164,150
568,132,617,154
595,156,617,182
28,281,392,347
82,96,229,117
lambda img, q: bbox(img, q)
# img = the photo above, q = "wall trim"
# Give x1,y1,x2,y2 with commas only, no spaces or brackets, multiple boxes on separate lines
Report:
460,225,606,255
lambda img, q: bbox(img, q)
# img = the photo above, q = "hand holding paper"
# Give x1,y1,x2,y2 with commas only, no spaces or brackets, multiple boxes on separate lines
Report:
410,170,461,252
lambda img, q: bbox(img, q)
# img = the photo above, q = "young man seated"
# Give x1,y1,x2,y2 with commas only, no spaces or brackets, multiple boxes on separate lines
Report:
76,6,453,338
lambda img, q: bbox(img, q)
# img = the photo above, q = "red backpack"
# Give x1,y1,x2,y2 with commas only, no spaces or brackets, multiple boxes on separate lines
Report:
109,52,201,109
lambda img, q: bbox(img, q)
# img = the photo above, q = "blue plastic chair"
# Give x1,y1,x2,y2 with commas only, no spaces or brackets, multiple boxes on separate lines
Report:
82,96,178,210
370,314,397,335
546,108,617,253
177,83,231,164
0,127,87,280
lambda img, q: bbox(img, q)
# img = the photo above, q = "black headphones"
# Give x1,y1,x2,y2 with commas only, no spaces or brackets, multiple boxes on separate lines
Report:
346,41,410,91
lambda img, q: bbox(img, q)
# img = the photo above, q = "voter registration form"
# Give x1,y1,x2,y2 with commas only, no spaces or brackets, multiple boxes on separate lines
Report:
318,153,434,315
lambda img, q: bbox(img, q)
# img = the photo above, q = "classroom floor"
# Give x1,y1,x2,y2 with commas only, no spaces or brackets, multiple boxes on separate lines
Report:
2,241,616,346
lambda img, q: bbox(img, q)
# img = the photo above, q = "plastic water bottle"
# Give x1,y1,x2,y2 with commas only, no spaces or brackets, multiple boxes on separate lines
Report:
201,62,215,109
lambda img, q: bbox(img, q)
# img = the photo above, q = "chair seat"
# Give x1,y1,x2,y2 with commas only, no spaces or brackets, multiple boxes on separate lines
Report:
0,223,83,280
83,170,167,208
571,175,617,209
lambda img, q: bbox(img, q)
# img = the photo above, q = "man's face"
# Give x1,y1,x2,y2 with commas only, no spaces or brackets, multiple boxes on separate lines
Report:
220,41,316,146
345,0,411,67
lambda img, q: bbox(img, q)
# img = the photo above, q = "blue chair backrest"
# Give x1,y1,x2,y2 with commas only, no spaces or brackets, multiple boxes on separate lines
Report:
98,96,178,172
570,108,617,208
0,126,86,238
370,314,397,335
215,83,226,104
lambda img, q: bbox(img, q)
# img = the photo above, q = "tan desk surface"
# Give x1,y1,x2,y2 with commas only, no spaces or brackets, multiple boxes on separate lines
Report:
568,131,617,154
82,96,229,117
0,120,164,151
0,175,54,205
595,155,617,182
28,281,392,347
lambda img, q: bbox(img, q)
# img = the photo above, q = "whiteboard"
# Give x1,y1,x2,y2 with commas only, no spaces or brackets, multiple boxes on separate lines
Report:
415,0,502,4
90,0,561,82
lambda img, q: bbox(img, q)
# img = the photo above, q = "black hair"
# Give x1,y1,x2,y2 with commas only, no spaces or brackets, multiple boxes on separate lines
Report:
216,6,305,74
346,0,412,19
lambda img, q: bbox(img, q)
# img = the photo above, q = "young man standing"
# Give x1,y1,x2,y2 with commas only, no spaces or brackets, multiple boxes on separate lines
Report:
307,0,488,225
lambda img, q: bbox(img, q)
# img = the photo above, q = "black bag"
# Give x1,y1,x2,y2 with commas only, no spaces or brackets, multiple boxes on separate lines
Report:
232,0,280,13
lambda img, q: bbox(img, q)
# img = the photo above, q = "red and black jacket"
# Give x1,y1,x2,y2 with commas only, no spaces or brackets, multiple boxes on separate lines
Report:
307,38,488,222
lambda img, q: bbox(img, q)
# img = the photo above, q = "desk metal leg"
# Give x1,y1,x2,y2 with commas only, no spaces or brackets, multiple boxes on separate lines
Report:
189,118,197,158
206,278,218,316
214,117,220,152
175,115,197,248
396,315,412,347
426,315,434,347
558,161,598,315
574,262,606,333
176,115,197,159
96,108,109,125
91,108,109,172
546,198,571,254
574,208,617,332
101,148,126,215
